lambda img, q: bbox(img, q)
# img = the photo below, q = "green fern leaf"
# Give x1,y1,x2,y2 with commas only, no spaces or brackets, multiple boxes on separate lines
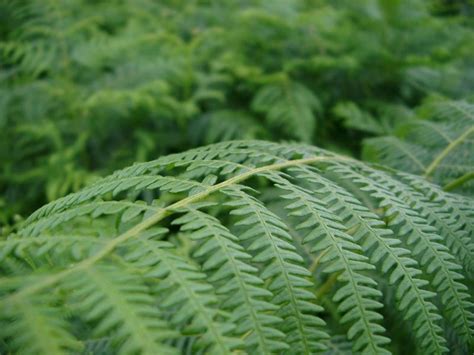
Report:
1,141,472,354
173,205,288,353
64,264,179,355
331,164,474,347
363,100,474,196
223,185,329,353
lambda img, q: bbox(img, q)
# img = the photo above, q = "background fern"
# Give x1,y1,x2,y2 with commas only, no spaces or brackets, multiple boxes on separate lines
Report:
1,141,473,354
1,0,474,223
363,99,474,196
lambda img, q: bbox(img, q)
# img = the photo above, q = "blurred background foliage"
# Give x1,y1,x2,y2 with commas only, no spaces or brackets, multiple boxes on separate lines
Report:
1,0,473,225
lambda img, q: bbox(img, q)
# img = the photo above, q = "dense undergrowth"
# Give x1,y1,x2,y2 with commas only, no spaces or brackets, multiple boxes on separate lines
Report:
1,0,474,223
0,1,473,354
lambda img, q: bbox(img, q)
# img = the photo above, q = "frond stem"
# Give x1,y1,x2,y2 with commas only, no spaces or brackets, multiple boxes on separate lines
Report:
442,171,474,192
424,126,474,178
4,155,349,303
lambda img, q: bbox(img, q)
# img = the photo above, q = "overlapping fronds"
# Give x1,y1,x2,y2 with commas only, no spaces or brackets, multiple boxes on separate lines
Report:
2,0,474,223
363,100,474,196
1,141,472,354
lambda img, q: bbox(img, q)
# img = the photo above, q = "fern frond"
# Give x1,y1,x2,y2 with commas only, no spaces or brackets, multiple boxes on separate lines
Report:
22,141,317,226
363,137,430,173
190,110,266,145
19,200,158,238
252,80,320,143
333,102,386,135
330,164,474,347
124,237,242,354
173,206,288,353
0,234,108,263
398,172,474,236
1,141,472,354
64,264,179,355
264,171,390,354
291,165,448,353
396,173,474,278
223,186,329,353
24,174,204,224
1,296,80,355
363,100,474,196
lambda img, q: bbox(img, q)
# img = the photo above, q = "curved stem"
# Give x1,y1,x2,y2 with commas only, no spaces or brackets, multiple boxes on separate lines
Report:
4,155,350,302
443,171,474,192
424,126,474,178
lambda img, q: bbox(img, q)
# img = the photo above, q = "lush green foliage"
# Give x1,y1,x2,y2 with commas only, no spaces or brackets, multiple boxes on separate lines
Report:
1,1,474,354
1,141,473,354
1,0,474,222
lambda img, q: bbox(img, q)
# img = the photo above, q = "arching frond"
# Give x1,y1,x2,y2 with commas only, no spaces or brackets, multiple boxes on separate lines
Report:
330,164,474,347
124,237,242,354
265,171,390,354
290,165,448,353
64,264,179,355
1,296,80,355
173,206,288,353
0,141,472,354
223,186,329,353
363,100,474,196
